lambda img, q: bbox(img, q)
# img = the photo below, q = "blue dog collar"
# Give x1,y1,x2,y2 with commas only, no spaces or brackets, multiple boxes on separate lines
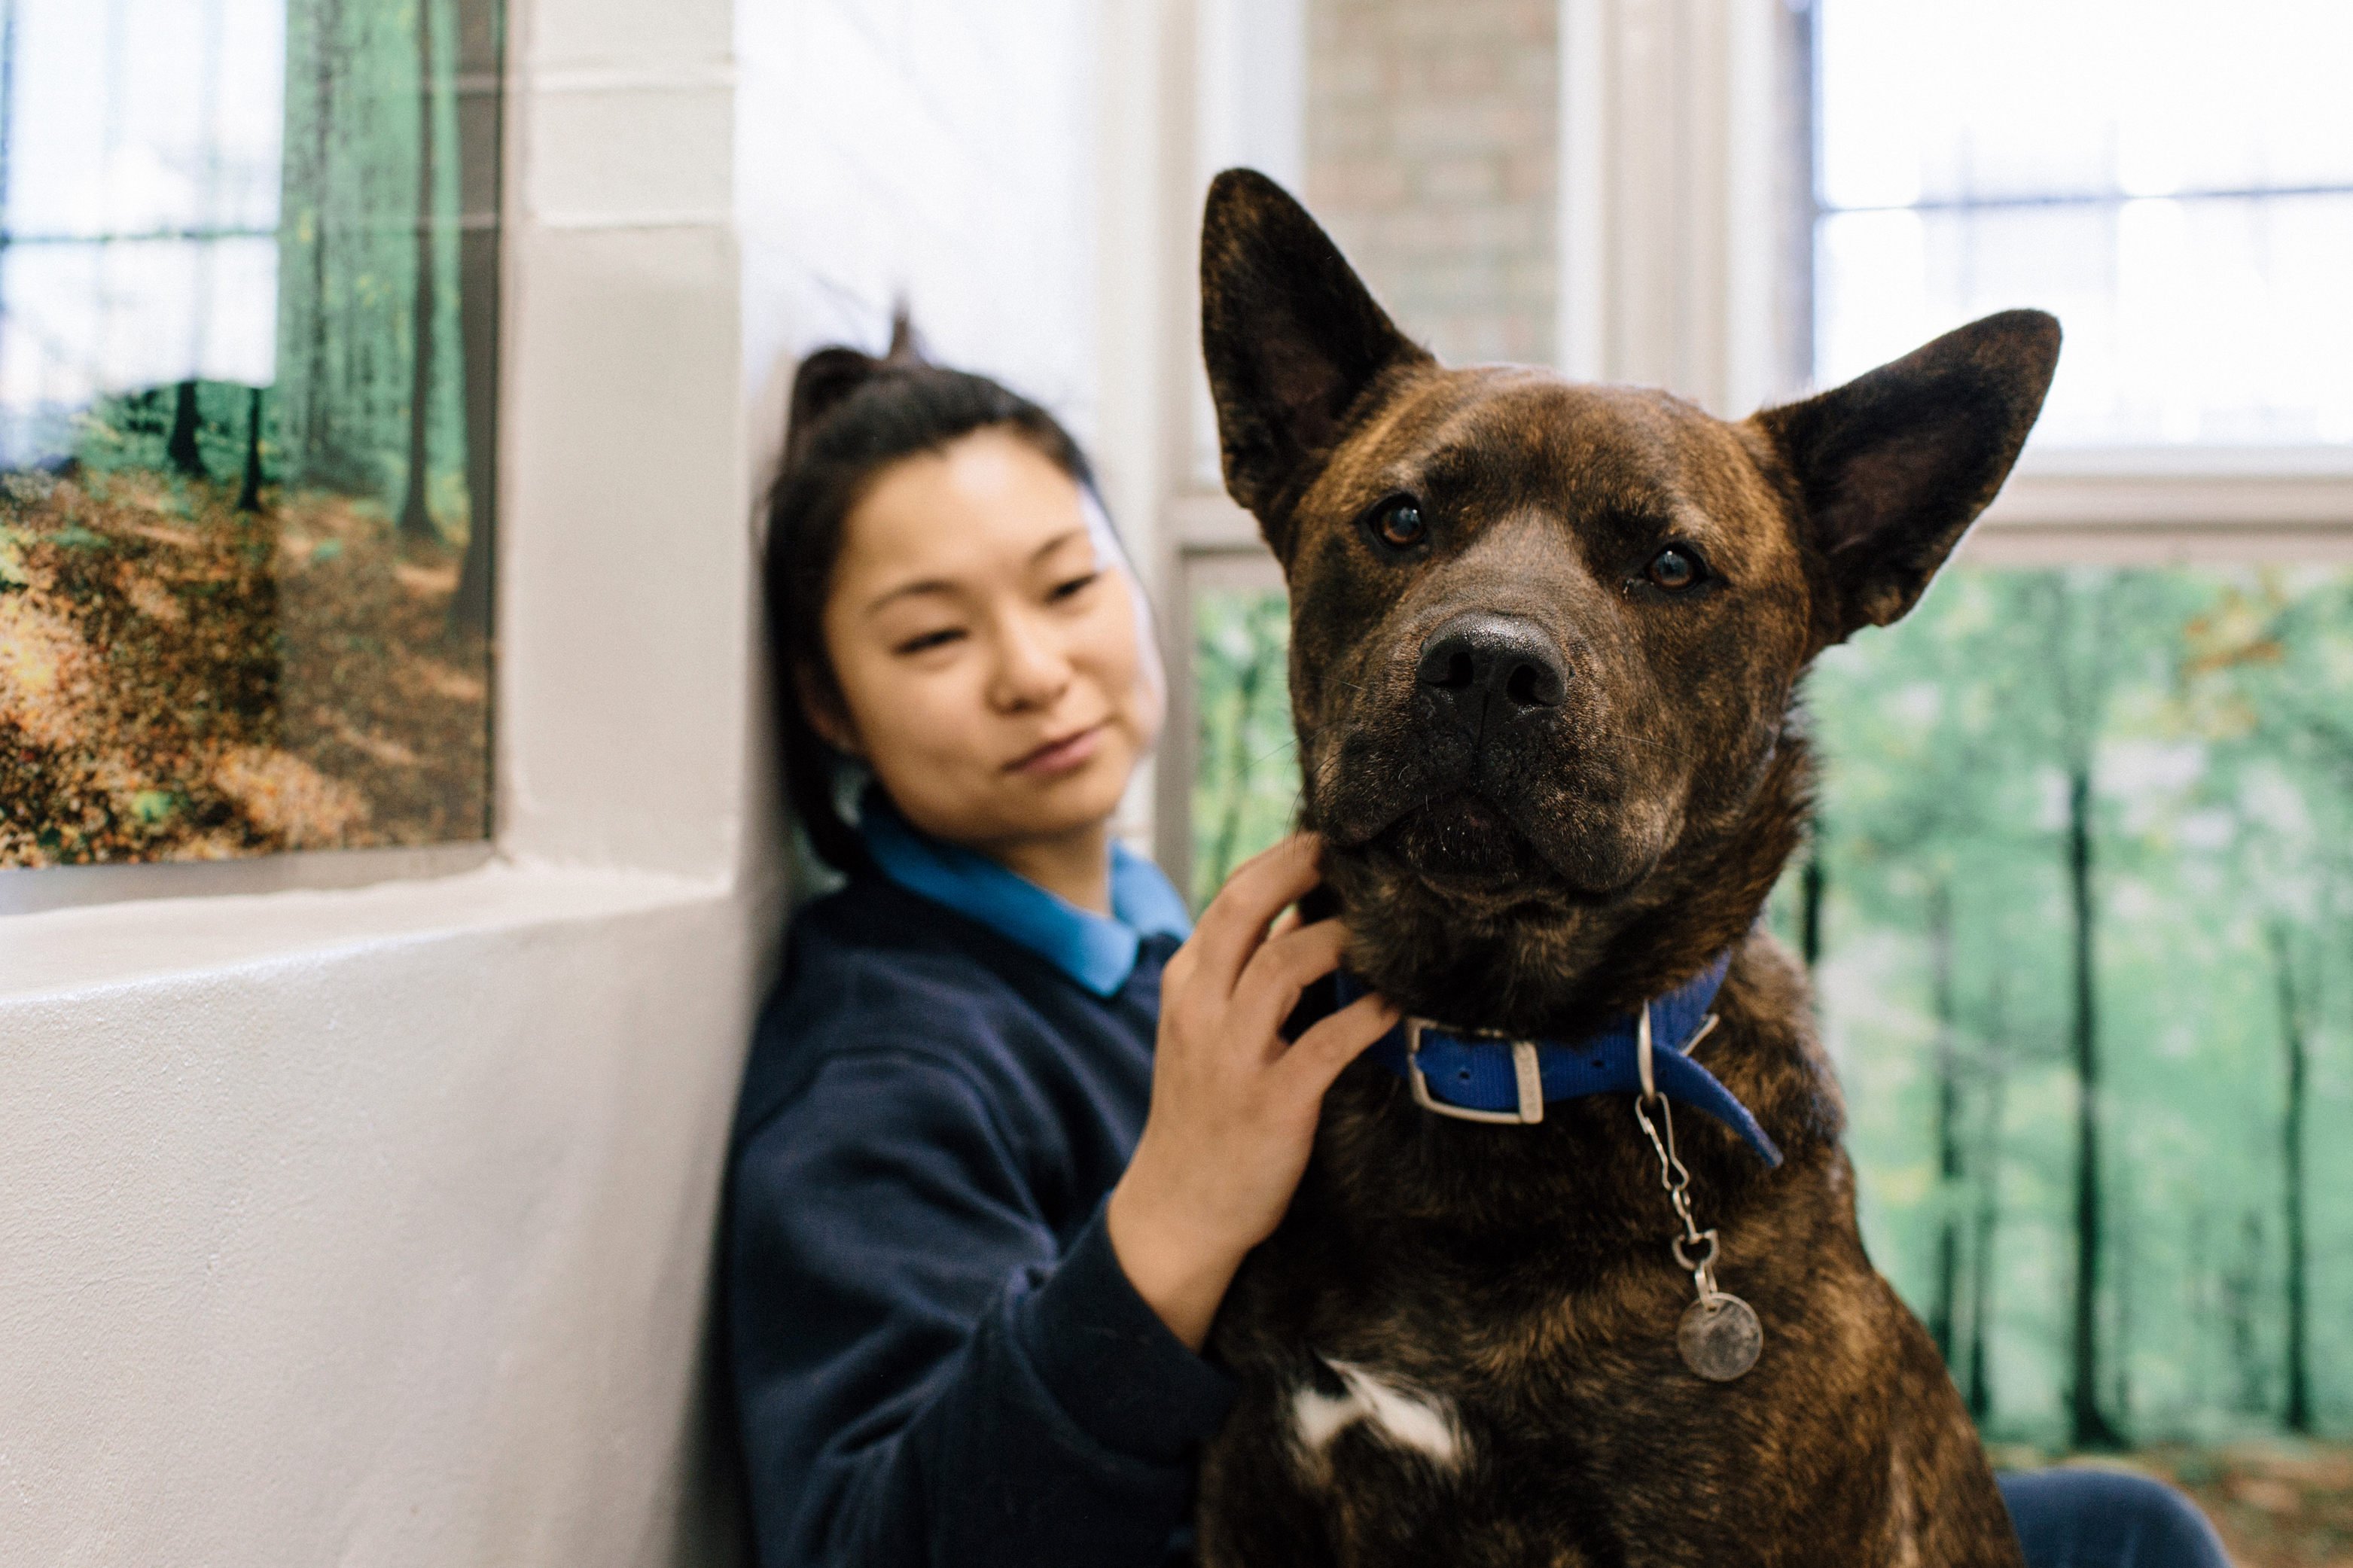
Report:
1343,953,1782,1166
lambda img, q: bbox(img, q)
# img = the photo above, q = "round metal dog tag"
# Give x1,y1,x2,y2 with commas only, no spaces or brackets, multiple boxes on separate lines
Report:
1678,1292,1763,1381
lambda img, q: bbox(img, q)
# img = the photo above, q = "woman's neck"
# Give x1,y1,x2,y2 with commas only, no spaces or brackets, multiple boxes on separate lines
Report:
989,820,1115,915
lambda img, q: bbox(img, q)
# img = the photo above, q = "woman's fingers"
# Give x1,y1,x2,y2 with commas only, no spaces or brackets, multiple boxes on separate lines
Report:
1228,918,1349,1042
1184,834,1324,988
1277,993,1401,1098
1214,833,1321,935
1161,936,1194,994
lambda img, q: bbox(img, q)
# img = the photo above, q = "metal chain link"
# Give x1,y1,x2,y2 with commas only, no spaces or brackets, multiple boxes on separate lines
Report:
1634,1092,1720,1299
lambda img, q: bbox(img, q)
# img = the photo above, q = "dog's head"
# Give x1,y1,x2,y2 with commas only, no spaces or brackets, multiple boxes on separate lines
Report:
1200,169,2058,1030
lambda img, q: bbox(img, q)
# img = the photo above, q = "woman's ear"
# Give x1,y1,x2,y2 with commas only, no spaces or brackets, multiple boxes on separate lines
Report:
794,662,863,758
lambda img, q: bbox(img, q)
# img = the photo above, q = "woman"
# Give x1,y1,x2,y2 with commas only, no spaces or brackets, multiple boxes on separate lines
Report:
728,326,1394,1568
726,329,2228,1568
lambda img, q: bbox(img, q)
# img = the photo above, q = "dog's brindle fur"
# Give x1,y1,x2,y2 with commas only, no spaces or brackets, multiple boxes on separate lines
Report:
1192,169,2060,1567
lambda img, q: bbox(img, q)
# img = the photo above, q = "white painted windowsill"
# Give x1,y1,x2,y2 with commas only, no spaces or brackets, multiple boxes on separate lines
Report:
0,858,756,1008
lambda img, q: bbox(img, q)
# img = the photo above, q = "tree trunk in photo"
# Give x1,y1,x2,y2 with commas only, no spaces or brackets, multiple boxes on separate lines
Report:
1930,880,1960,1369
1800,835,1825,971
1967,1042,2005,1424
2114,1189,2134,1428
395,0,437,543
236,386,265,511
2065,762,2121,1449
168,379,206,479
2270,925,2312,1433
447,0,501,636
289,5,336,482
2229,1212,2263,1414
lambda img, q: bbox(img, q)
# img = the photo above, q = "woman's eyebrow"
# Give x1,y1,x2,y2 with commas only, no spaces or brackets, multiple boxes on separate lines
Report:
863,577,958,616
1029,527,1087,563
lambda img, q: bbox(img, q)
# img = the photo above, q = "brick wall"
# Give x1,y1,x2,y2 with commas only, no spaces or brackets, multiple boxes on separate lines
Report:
1306,0,1558,366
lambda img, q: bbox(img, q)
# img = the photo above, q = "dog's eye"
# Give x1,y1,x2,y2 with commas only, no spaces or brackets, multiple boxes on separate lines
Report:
1376,501,1425,550
1647,546,1700,591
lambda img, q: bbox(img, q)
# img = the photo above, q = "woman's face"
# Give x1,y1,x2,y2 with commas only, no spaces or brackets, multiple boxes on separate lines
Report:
809,428,1163,857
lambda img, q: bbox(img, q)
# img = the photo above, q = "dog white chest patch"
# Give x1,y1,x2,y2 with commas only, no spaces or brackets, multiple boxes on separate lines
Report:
1288,1359,1468,1472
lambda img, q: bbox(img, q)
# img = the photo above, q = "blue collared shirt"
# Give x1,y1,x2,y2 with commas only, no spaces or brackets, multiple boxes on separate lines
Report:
858,793,1193,997
734,806,1234,1567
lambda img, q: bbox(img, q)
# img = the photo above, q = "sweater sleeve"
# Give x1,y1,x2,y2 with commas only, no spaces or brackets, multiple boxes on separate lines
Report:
728,1049,1236,1568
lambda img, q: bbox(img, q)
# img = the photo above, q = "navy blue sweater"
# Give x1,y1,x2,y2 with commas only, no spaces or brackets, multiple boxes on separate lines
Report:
728,872,1236,1567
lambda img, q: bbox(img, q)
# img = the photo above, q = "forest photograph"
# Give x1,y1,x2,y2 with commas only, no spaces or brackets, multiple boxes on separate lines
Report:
0,0,498,867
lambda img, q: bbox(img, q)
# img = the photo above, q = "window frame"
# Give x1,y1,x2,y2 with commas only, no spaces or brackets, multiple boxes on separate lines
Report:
1794,0,2353,563
1,0,757,931
0,0,511,913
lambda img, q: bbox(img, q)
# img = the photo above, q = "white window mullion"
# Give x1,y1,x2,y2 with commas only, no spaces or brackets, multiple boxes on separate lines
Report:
1557,0,1796,418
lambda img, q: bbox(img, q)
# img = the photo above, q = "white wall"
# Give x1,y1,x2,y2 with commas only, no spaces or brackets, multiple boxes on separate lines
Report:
736,0,1100,458
2,876,764,1566
0,1,1127,1562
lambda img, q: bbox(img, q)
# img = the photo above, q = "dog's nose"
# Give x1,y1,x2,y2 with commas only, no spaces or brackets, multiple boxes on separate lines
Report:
1415,613,1566,716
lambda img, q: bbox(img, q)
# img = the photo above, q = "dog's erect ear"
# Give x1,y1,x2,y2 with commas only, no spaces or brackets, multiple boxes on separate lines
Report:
1200,168,1430,550
1754,309,2059,642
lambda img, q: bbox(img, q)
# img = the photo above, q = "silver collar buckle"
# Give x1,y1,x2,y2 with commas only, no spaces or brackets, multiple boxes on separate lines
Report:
1404,1017,1547,1125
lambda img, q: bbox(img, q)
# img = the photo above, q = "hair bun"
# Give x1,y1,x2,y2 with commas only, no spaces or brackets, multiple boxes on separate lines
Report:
785,347,882,467
784,307,929,467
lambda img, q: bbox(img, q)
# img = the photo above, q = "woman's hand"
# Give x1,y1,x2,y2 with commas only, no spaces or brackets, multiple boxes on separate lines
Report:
1105,834,1399,1351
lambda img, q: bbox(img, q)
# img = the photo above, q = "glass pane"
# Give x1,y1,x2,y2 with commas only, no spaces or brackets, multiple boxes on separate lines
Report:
1818,196,2353,446
1771,565,2353,1446
1818,0,2353,208
1,0,502,867
1814,0,2353,449
1190,585,1296,903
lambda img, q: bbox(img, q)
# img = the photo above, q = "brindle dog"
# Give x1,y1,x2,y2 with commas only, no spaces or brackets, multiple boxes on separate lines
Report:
1193,168,2059,1567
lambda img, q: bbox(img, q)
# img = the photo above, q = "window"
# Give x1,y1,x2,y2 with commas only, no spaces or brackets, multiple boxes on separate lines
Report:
1814,0,2353,449
1796,0,2353,1466
0,0,502,868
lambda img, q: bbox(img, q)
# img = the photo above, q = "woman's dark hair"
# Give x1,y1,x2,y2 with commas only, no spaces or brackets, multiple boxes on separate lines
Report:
766,315,1096,873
